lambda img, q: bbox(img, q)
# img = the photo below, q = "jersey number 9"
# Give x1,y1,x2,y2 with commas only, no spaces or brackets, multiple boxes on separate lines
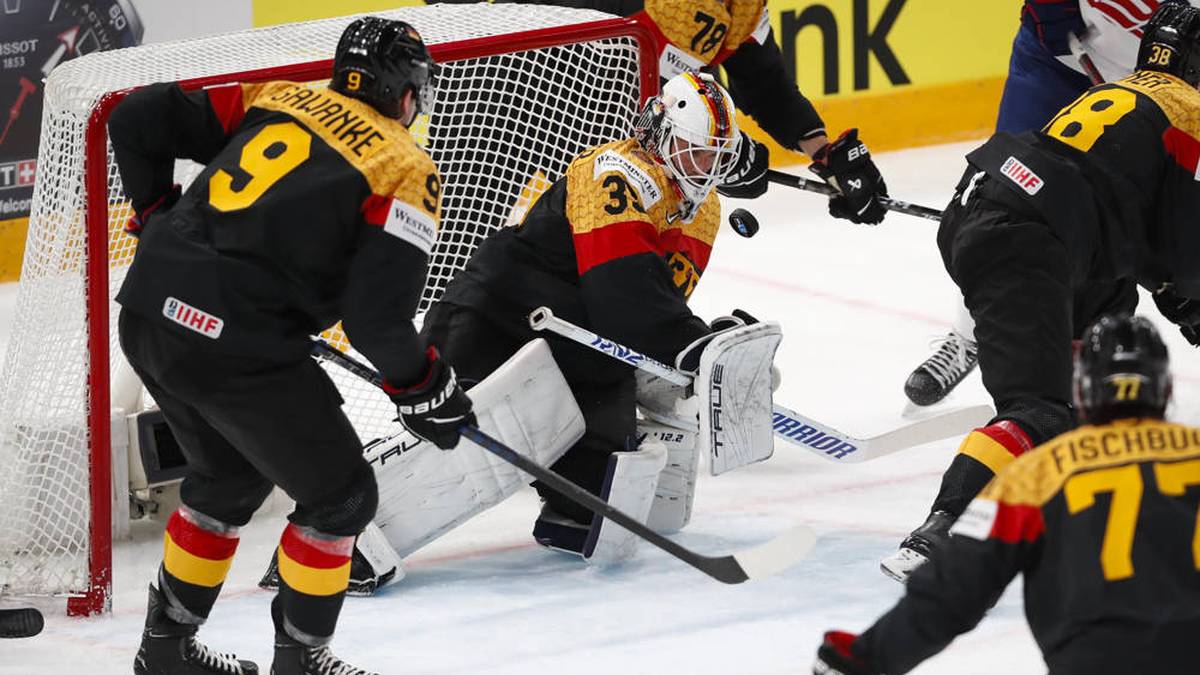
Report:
209,122,313,212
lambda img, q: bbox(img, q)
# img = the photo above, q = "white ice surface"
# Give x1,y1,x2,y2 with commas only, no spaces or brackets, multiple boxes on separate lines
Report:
1,140,1197,674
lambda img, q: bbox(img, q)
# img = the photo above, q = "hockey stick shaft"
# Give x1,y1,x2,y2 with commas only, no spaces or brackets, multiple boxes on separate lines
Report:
309,339,812,584
766,169,943,222
527,307,993,463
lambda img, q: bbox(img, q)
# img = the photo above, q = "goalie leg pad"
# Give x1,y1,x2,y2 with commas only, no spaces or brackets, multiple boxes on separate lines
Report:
697,321,783,476
640,420,699,534
582,441,668,566
371,338,585,558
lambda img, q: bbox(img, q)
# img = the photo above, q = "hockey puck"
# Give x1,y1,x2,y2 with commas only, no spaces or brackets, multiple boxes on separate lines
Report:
728,208,759,238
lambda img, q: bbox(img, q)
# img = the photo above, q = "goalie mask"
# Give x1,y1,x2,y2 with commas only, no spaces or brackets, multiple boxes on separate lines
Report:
1073,314,1172,425
1136,2,1200,86
332,17,438,121
635,71,740,220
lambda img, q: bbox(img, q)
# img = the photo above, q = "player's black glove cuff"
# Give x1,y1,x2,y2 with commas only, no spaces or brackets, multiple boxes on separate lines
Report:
126,184,181,238
813,631,879,675
809,129,888,225
386,346,476,449
717,131,769,199
1153,286,1200,346
708,309,761,333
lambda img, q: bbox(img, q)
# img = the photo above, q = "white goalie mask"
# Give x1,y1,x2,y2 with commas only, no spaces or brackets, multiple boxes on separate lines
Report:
634,71,740,220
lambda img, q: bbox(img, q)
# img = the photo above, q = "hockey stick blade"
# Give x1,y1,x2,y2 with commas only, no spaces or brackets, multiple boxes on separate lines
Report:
773,404,994,463
0,607,45,638
311,339,816,584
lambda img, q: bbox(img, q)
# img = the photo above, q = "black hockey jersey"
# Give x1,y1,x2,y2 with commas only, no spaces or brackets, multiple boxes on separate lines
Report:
111,81,440,386
499,0,825,149
963,71,1200,297
438,138,716,384
857,419,1200,674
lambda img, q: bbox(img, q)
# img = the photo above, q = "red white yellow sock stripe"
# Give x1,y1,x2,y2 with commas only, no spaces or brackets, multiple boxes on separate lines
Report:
162,508,239,588
277,524,354,597
958,420,1035,475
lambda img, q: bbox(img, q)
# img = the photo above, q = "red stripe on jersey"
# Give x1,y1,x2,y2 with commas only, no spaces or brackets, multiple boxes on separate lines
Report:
573,220,662,275
205,83,247,135
979,420,1035,458
279,524,354,570
659,228,713,271
362,193,391,226
989,502,1045,544
1163,126,1200,175
165,510,239,561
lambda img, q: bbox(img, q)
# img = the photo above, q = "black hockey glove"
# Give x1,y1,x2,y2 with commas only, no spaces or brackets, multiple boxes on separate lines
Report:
809,129,888,225
717,132,769,199
708,309,761,333
813,631,879,675
125,184,181,238
1153,286,1200,346
386,347,476,450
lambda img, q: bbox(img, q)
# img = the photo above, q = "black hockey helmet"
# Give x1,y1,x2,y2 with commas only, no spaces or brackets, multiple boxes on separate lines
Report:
1136,1,1200,86
331,17,436,119
1073,314,1171,425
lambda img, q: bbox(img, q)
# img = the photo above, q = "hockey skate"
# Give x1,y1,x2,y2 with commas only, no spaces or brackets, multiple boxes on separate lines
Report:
134,585,258,675
879,511,955,583
904,332,978,406
271,632,377,675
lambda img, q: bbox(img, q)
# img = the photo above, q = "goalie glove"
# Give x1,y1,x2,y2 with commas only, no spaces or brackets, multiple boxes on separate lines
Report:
385,346,476,449
809,129,888,225
1153,285,1200,346
813,631,879,675
717,131,769,199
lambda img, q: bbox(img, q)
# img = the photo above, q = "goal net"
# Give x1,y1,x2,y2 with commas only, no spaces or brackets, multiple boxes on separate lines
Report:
0,4,655,615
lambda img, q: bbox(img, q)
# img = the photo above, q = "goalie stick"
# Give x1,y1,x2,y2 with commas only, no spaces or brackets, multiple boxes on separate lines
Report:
767,169,943,222
309,339,816,584
527,307,994,463
0,607,44,639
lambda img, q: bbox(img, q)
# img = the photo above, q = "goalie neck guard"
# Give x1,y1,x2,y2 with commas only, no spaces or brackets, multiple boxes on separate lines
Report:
1073,314,1172,425
1136,2,1200,86
331,16,437,120
634,71,739,220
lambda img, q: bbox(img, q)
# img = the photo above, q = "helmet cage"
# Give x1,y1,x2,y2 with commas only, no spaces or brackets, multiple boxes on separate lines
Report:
634,72,740,219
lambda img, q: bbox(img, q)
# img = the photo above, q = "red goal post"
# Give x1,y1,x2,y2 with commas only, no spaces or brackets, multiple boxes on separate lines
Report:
0,4,656,616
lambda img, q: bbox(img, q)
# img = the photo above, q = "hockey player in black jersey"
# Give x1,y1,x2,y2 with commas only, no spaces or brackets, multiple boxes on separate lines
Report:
497,0,888,224
882,2,1200,582
815,314,1200,675
111,18,472,675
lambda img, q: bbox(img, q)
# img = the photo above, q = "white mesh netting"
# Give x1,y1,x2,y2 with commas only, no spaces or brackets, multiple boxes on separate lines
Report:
0,4,647,605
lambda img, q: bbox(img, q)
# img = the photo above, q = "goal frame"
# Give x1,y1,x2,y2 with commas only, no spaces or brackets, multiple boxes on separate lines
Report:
70,16,657,616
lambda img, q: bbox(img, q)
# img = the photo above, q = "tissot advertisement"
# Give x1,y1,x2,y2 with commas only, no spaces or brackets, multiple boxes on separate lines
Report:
0,0,144,220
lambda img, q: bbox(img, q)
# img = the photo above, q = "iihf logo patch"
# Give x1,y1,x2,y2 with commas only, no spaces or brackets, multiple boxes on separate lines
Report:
1000,156,1044,196
163,297,224,339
